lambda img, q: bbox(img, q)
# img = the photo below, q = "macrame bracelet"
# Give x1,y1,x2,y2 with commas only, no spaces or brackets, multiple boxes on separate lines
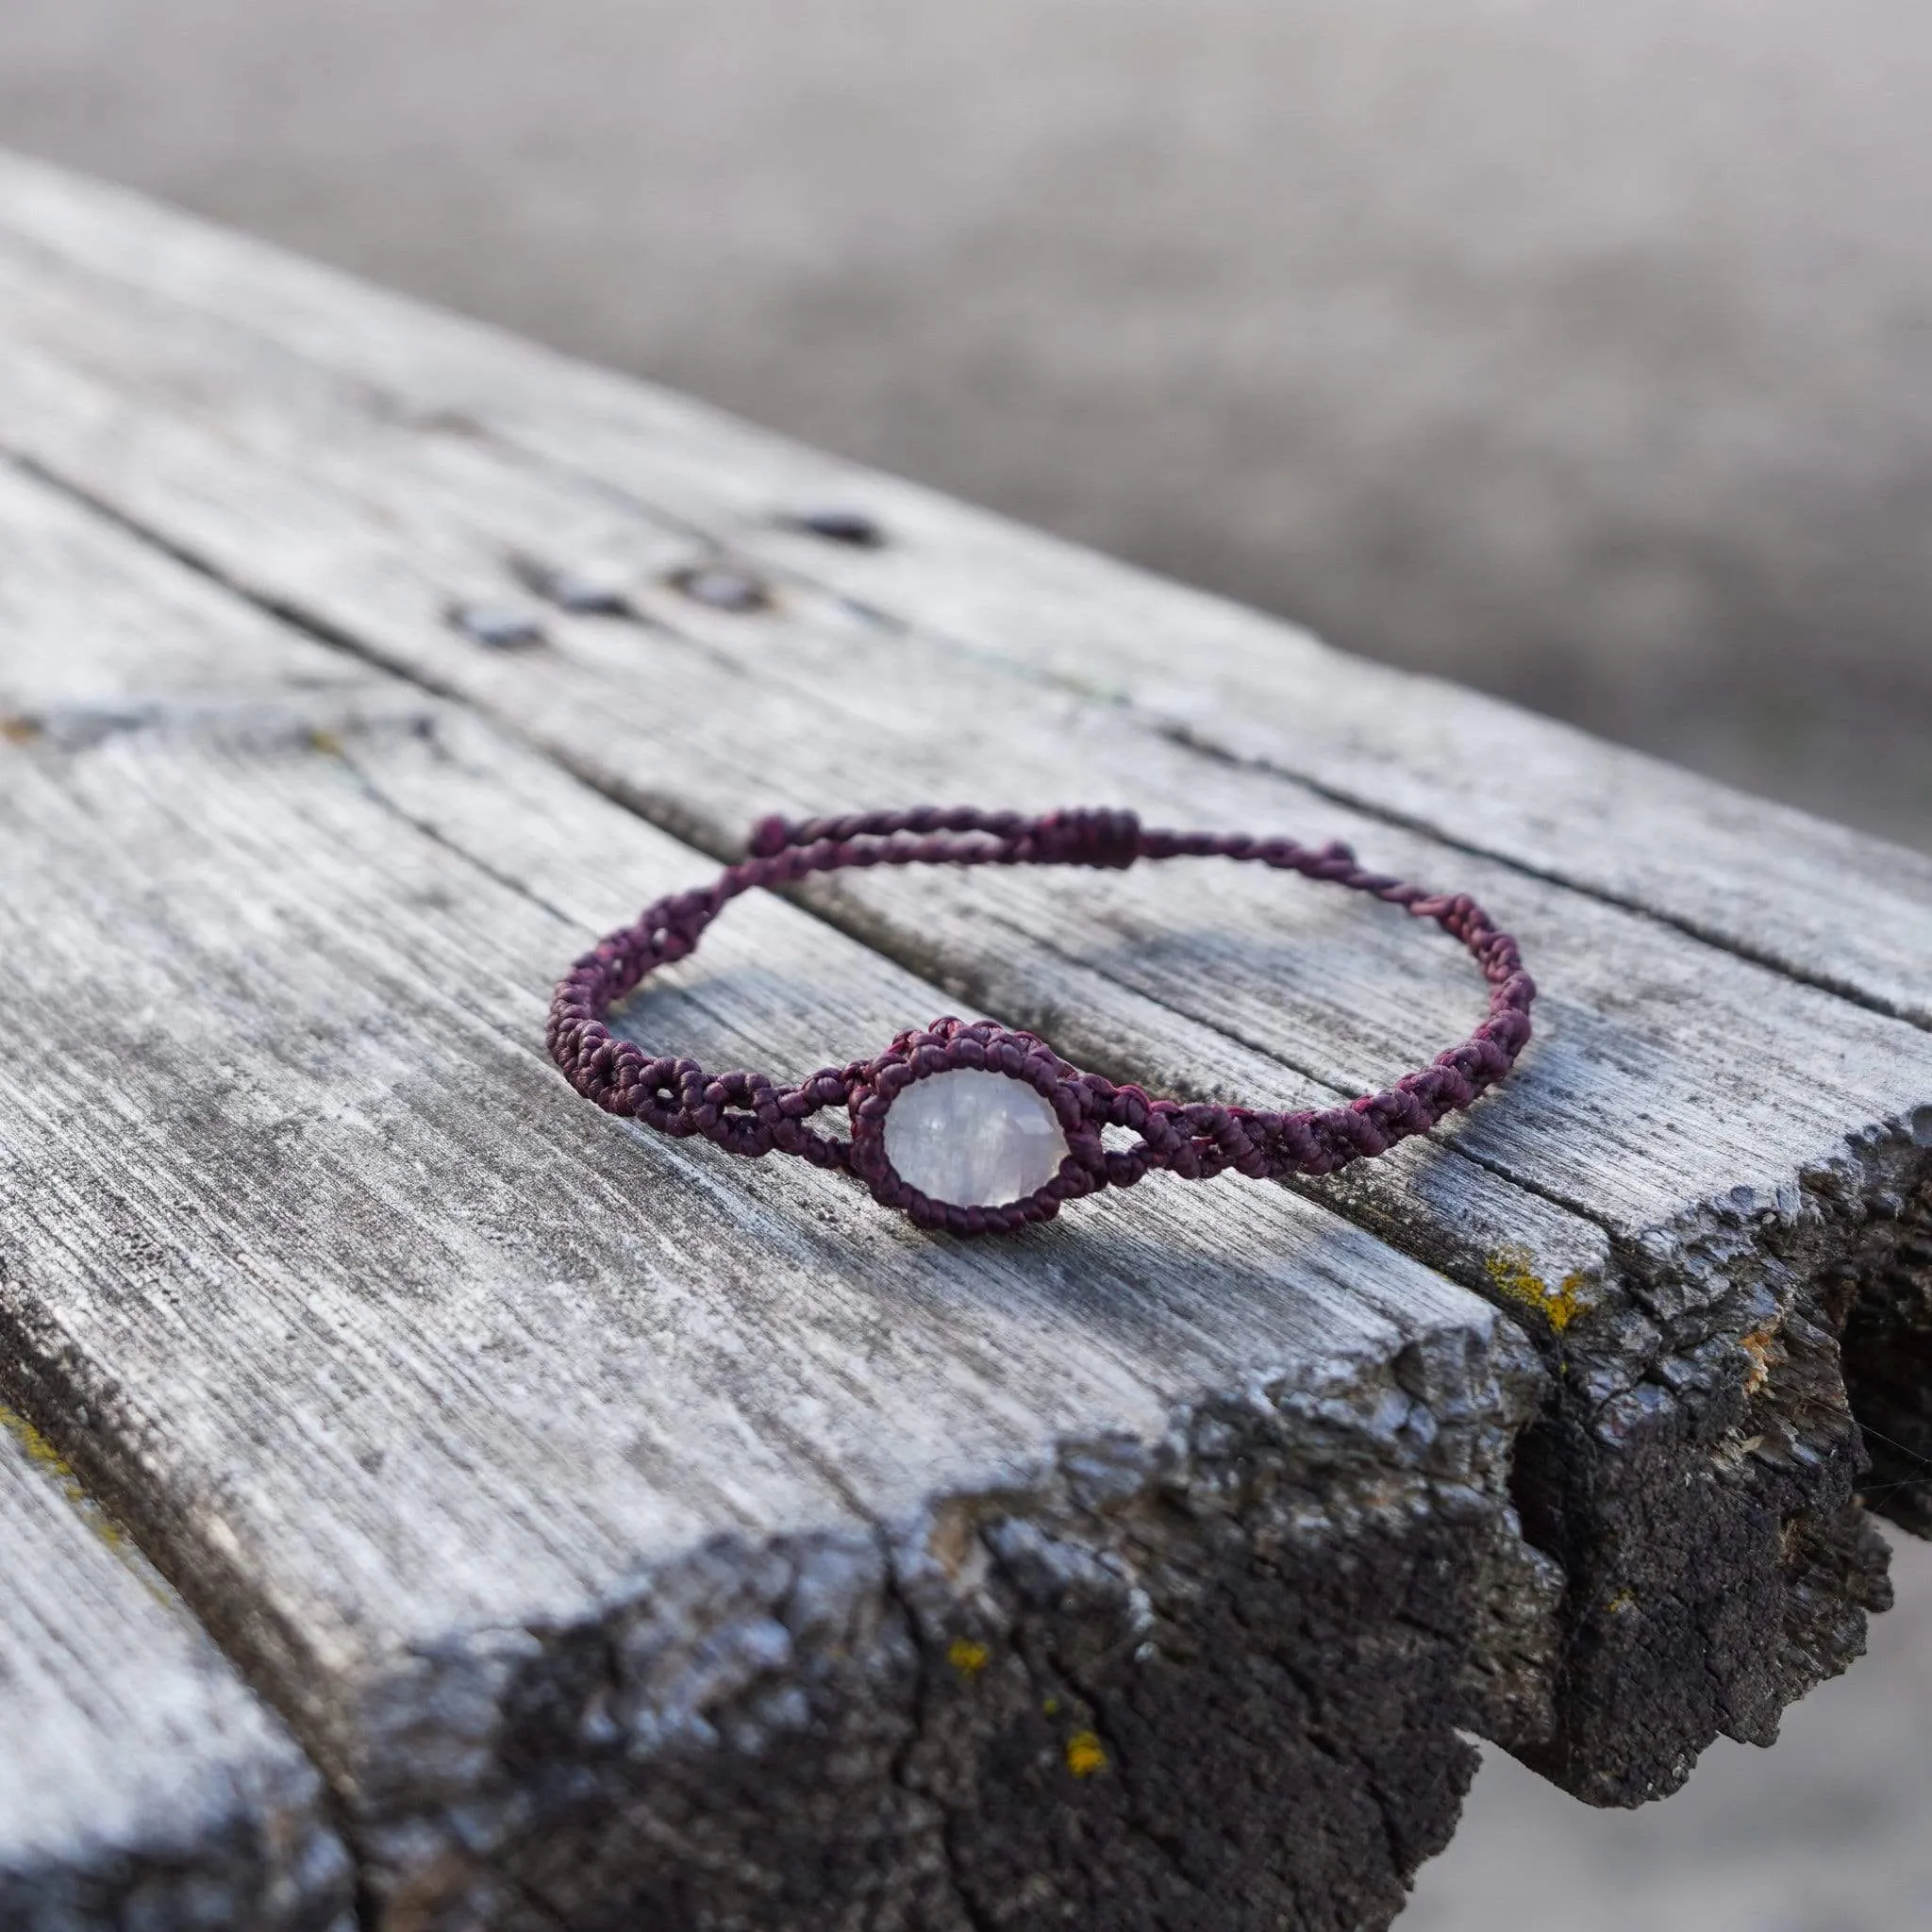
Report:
546,808,1536,1237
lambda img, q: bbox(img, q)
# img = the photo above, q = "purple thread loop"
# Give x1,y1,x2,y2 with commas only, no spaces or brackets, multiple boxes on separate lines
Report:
547,806,1536,1233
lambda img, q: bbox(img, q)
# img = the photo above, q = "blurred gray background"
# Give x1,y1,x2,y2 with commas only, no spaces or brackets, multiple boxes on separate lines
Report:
3,0,1928,847
3,3,1929,1924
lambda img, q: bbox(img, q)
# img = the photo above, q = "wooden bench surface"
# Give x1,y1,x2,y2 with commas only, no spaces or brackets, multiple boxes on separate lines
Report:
0,1406,352,1926
0,151,1926,1929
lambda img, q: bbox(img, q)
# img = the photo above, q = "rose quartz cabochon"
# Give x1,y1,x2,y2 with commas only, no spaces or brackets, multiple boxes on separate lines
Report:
881,1068,1069,1208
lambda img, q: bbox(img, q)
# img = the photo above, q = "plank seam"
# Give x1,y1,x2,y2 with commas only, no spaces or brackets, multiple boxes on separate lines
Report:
435,415,1932,1036
0,188,1918,1036
0,217,1908,1035
1143,715,1930,1036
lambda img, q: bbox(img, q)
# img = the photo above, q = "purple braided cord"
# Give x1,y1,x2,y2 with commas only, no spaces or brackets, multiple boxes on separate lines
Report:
546,808,1536,1219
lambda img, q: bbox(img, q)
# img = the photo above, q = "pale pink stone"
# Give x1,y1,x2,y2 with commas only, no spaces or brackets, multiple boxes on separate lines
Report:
882,1069,1069,1208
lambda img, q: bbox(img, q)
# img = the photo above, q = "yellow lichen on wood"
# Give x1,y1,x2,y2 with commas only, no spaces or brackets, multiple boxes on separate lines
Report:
0,1400,127,1551
1738,1326,1779,1396
947,1638,990,1677
1,1399,81,1484
1484,1244,1588,1333
1064,1730,1108,1777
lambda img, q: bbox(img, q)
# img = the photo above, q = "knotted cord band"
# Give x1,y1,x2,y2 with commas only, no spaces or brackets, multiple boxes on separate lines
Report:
546,807,1536,1235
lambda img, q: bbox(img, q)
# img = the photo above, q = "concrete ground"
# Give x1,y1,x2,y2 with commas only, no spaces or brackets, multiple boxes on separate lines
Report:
2,4,1929,1924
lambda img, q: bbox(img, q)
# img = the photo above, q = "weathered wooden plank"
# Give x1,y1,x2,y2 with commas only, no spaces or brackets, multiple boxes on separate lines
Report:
0,466,1557,1928
0,150,1922,1031
0,1410,354,1930
0,211,1921,1806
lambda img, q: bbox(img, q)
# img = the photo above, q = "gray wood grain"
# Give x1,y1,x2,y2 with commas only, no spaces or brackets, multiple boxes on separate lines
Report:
0,1409,354,1930
0,148,1921,1031
0,463,1557,1928
0,175,1920,1803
